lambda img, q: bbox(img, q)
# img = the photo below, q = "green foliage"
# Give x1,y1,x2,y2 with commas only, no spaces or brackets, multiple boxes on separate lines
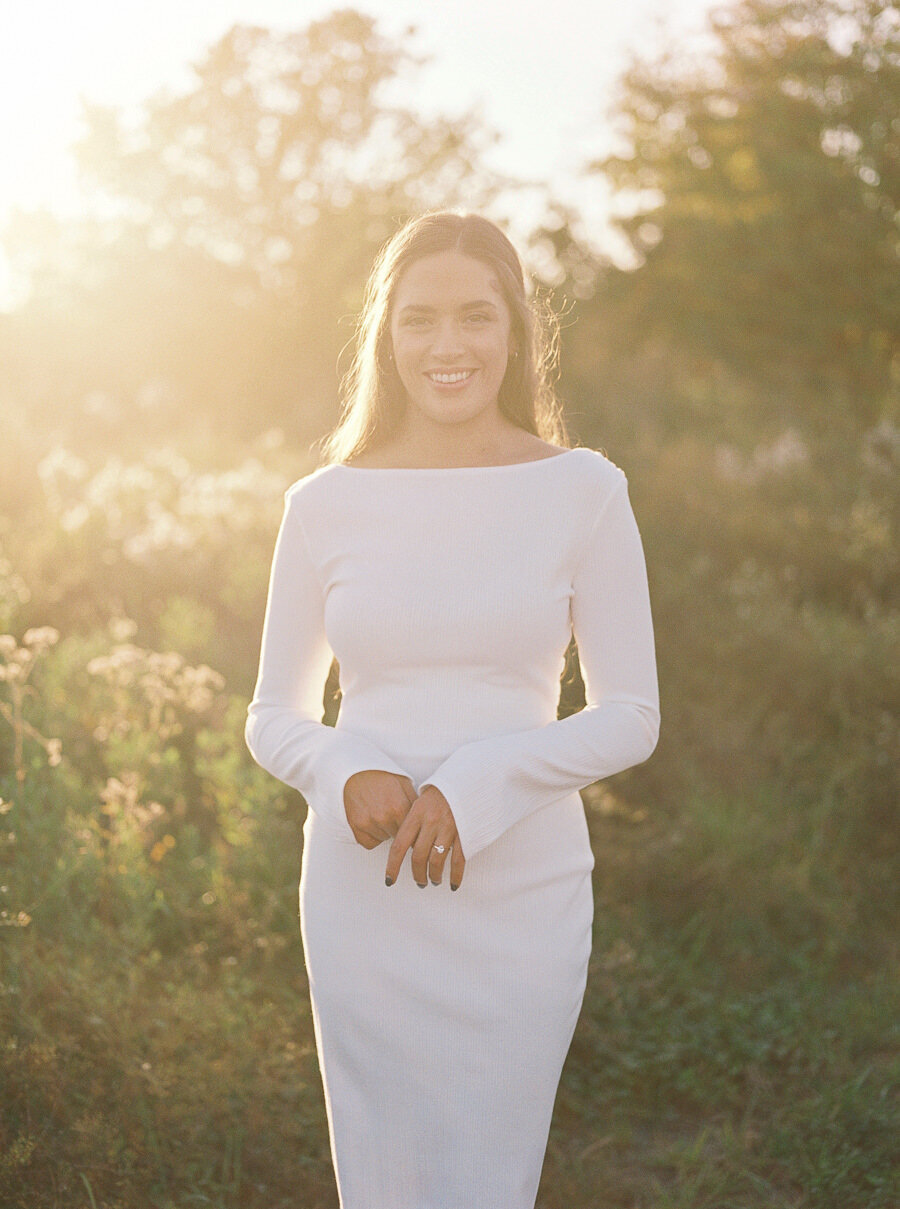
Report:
1,427,896,1207
592,0,899,410
538,787,899,1209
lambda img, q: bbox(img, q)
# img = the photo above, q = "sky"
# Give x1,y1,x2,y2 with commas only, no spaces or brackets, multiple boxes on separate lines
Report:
0,0,721,299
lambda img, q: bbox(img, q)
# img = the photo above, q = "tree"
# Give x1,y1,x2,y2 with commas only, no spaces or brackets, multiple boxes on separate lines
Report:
4,11,503,441
591,0,899,426
76,12,500,285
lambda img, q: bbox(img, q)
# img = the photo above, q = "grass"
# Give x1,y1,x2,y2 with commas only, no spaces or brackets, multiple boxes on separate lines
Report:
0,426,896,1205
2,770,896,1209
536,782,898,1209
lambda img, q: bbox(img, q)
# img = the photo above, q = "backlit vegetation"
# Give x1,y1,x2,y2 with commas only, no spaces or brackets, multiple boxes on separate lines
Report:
1,2,896,1205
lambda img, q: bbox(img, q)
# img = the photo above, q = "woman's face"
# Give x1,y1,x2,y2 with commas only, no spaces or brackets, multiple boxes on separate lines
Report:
389,251,514,431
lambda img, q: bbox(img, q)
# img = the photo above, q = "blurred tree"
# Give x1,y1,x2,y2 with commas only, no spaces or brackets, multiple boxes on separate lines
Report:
76,12,497,289
590,0,899,430
3,11,503,443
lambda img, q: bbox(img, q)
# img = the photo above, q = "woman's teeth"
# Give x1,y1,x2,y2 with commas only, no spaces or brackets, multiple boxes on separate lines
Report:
428,370,474,384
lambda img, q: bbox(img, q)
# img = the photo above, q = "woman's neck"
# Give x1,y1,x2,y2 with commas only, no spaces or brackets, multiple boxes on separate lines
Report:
378,415,541,470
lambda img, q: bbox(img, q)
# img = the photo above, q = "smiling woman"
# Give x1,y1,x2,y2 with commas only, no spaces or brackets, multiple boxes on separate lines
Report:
245,212,660,1208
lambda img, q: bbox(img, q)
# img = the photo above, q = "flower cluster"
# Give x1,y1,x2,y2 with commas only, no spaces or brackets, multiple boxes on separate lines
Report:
0,628,63,782
99,771,166,833
38,445,288,562
91,772,176,863
87,643,225,741
0,626,61,681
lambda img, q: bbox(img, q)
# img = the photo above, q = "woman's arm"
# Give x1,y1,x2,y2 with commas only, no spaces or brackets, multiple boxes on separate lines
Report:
245,490,413,842
417,471,660,860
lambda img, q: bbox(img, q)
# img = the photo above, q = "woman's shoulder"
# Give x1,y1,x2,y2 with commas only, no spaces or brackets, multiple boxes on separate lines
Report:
282,460,345,513
562,444,627,491
493,434,625,482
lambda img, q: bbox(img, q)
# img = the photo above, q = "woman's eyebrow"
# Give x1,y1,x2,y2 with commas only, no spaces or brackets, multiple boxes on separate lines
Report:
398,300,500,314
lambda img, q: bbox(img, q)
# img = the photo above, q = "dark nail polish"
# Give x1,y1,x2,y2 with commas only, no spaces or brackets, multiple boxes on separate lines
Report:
450,883,459,892
417,881,427,889
430,879,440,886
385,876,394,887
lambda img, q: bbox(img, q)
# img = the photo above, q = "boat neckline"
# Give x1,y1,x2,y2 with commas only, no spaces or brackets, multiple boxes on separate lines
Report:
332,447,588,473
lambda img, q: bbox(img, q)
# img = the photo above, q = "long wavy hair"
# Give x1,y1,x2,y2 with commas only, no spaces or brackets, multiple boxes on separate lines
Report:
316,212,569,465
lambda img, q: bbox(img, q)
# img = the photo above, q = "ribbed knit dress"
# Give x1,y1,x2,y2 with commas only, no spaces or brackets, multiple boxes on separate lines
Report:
245,445,659,1209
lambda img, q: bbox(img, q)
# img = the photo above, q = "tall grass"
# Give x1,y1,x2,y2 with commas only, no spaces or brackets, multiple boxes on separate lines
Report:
1,433,896,1207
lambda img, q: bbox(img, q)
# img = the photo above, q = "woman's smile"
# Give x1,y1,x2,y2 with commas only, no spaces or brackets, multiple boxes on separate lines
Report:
426,369,477,387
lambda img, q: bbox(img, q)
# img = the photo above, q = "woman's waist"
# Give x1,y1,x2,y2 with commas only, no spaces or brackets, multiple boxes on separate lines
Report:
334,693,555,785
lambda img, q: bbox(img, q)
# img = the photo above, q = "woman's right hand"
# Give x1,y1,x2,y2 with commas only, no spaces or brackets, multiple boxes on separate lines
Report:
343,770,417,849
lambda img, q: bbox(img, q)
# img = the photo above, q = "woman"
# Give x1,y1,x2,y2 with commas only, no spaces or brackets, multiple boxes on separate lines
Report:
245,212,659,1209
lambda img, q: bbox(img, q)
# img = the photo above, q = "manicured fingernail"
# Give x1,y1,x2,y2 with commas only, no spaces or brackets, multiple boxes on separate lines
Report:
450,883,459,892
430,879,440,886
417,881,427,889
385,876,394,887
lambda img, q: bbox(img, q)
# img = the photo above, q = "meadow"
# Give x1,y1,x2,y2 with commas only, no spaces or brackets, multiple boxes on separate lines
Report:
0,414,895,1208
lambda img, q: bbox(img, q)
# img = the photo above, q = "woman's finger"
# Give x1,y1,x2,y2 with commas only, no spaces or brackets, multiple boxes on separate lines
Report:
427,829,455,885
409,824,442,887
384,787,459,886
384,809,420,885
449,841,466,891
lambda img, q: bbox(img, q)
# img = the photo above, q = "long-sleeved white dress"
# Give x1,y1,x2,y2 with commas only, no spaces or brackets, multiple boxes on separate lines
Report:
245,446,659,1209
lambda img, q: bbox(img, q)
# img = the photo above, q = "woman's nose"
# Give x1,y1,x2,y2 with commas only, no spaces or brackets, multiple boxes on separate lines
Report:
431,320,466,358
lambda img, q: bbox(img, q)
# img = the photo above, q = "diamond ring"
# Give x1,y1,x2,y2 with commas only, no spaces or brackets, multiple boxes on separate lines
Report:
432,844,446,854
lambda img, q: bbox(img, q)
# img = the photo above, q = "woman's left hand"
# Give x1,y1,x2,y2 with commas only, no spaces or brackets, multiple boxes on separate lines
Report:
384,786,466,890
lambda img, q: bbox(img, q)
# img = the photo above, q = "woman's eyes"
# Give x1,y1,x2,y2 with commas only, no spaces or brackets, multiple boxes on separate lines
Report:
402,313,492,328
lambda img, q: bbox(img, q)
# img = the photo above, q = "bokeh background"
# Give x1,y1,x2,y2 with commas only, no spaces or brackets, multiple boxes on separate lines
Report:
1,1,897,1206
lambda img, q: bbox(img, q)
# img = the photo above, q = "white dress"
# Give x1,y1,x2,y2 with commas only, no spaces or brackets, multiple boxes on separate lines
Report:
245,446,659,1209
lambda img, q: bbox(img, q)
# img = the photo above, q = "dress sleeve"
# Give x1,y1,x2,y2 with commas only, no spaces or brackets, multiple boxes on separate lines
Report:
245,490,413,841
418,471,660,859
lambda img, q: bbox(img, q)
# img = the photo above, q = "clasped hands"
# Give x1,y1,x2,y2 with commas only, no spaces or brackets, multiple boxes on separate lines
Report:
343,770,466,890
